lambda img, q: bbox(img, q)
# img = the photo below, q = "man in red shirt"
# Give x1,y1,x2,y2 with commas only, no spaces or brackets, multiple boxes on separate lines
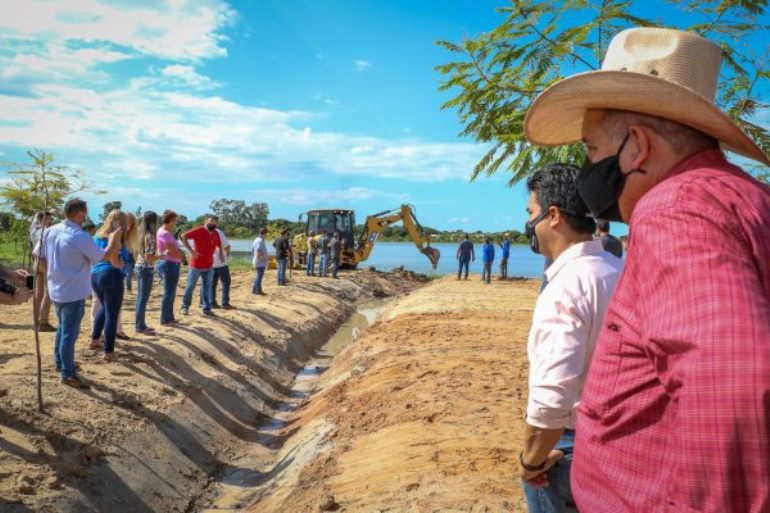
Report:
180,215,223,317
524,27,770,512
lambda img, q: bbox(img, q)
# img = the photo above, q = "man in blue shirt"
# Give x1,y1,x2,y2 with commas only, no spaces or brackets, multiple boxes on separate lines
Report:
482,237,495,284
499,234,511,280
34,198,121,389
456,234,475,280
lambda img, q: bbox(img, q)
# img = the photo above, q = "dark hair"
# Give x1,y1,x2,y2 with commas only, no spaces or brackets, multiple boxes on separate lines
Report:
596,219,610,233
526,163,596,234
207,214,219,222
162,210,178,225
64,198,87,218
259,227,268,235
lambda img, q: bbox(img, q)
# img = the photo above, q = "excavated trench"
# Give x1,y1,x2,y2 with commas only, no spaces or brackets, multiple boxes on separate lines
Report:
196,302,386,512
0,271,424,513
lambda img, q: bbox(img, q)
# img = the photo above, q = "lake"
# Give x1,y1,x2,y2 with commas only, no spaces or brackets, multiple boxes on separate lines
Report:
228,240,547,278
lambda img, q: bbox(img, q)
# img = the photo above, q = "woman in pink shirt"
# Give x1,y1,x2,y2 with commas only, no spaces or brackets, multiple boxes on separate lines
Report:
155,210,183,325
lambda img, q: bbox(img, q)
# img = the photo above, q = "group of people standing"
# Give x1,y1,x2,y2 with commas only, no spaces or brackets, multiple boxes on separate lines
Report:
32,204,236,388
303,230,343,279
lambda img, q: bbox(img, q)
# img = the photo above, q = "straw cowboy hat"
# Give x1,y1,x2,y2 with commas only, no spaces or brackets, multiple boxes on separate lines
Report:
524,27,770,166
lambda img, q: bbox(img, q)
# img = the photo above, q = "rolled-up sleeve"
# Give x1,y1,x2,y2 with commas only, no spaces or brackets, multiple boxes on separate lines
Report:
527,294,592,429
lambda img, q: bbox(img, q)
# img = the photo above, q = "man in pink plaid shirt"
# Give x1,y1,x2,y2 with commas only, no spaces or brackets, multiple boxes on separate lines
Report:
523,28,770,512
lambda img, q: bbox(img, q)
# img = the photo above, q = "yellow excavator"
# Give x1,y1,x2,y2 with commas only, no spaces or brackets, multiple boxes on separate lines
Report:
292,204,440,269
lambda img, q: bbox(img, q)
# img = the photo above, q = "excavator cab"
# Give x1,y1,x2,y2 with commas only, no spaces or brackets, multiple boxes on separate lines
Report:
305,209,356,249
294,209,357,268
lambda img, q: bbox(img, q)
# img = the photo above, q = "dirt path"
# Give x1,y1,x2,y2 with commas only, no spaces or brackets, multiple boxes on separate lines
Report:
223,276,540,513
0,268,424,512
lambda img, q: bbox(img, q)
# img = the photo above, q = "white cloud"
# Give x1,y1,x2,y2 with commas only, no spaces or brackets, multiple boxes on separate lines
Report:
159,64,221,90
0,0,485,209
448,216,471,224
354,59,373,72
0,0,236,62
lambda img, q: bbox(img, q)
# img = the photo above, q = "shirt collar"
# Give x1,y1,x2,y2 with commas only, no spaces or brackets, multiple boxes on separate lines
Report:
662,148,727,182
545,239,605,282
63,219,83,231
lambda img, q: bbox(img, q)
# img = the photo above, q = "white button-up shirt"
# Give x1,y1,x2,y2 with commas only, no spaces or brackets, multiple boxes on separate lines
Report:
212,228,231,268
33,220,106,304
526,239,622,430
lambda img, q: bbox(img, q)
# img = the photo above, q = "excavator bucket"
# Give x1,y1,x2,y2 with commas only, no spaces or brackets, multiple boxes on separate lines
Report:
421,247,441,269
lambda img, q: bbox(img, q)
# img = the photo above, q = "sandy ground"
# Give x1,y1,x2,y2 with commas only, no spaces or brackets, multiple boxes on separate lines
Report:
234,275,541,513
0,267,424,512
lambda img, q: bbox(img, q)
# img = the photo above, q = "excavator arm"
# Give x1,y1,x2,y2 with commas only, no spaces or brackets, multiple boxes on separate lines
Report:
354,204,440,269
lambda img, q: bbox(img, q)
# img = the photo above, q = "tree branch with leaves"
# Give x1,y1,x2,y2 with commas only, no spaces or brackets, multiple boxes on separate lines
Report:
436,0,770,185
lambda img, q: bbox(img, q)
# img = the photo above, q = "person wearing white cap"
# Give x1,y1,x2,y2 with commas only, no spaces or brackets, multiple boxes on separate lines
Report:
524,27,770,512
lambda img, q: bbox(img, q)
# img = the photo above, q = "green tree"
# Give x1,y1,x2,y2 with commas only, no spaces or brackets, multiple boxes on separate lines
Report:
0,150,99,218
437,0,770,185
209,198,269,234
101,200,123,220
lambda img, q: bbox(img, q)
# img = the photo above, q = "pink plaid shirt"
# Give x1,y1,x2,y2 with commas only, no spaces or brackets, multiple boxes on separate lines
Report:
573,149,770,512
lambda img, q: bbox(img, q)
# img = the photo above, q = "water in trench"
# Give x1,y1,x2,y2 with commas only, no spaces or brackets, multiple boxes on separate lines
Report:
200,301,386,512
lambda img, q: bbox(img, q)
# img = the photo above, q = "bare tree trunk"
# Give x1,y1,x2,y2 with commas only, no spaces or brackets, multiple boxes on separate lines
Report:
32,155,49,413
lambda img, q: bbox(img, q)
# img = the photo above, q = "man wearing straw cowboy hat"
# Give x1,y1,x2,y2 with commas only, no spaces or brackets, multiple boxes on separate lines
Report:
523,27,770,512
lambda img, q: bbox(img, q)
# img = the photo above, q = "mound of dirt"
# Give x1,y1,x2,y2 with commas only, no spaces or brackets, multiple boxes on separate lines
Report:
0,269,423,512
222,276,541,513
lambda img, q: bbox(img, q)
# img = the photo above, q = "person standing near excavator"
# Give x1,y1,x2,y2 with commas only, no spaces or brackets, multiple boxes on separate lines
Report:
456,233,474,280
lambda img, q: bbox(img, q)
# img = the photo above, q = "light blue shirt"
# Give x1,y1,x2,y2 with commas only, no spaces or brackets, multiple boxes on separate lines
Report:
34,220,105,303
501,239,511,258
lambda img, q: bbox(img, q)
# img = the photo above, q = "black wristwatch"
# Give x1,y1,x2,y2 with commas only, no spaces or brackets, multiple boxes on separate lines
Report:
519,451,546,472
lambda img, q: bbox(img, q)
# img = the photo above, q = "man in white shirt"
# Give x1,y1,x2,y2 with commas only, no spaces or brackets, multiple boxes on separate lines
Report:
210,227,233,309
518,164,622,513
251,227,268,295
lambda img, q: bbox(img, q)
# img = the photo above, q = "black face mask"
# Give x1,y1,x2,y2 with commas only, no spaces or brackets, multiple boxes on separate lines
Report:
206,224,216,232
524,210,550,255
577,134,646,222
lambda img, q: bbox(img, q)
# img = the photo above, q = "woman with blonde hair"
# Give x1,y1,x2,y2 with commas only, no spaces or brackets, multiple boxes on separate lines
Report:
123,212,141,293
89,208,130,361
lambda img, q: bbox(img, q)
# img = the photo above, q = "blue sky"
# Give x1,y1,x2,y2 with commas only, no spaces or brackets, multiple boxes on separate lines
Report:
0,0,767,234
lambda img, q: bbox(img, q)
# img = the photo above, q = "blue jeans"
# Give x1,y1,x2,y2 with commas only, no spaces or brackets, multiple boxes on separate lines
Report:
91,267,125,353
306,253,316,276
124,260,135,291
458,257,470,279
182,267,213,312
277,258,288,285
319,254,328,277
522,431,577,513
53,299,85,379
331,256,340,278
134,266,154,332
252,266,266,293
211,266,231,306
155,260,180,323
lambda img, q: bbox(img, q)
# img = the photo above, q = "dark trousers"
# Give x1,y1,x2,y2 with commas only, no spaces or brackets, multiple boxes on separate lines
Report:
134,266,154,331
458,257,470,279
482,262,493,283
156,260,180,323
500,257,509,279
332,256,340,278
211,265,231,306
91,268,125,353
